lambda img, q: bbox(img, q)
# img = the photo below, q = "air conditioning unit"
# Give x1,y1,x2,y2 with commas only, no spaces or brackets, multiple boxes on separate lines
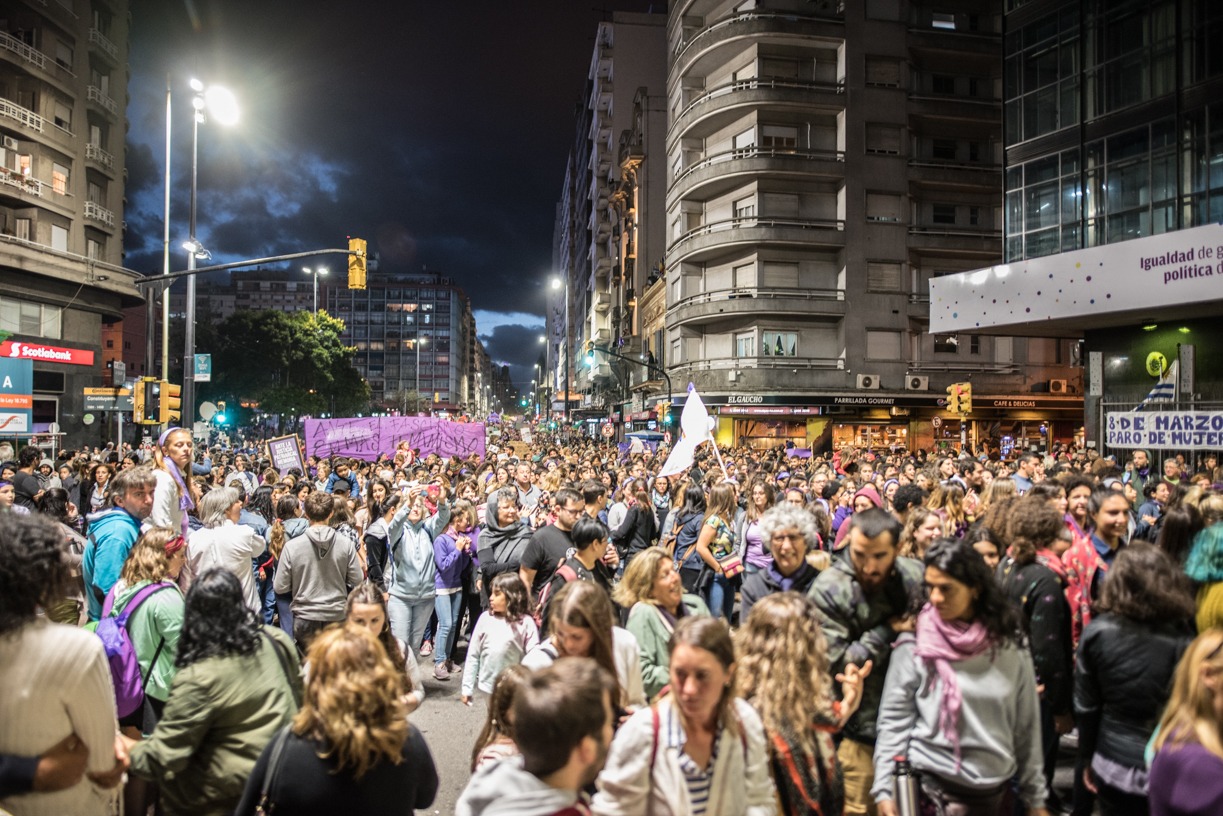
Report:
856,374,882,390
727,370,739,382
1049,379,1068,394
2,136,17,151
906,375,929,391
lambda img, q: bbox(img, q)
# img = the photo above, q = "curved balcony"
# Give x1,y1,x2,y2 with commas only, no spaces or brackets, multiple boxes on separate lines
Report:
669,147,845,204
906,160,1001,191
674,11,845,78
907,226,1001,257
669,79,845,146
668,286,846,328
906,93,1000,124
667,216,845,266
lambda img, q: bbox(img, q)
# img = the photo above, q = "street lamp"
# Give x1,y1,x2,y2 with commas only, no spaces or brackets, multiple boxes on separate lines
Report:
551,275,570,431
415,334,428,413
303,266,328,313
182,78,238,431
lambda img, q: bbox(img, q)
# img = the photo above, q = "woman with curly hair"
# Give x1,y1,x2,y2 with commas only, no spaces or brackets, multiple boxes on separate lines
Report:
927,483,969,539
872,537,1048,816
123,569,301,816
235,625,439,815
346,581,425,713
0,513,125,815
738,592,872,816
898,506,944,560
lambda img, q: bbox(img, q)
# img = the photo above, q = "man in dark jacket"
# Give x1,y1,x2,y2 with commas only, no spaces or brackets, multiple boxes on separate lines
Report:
739,503,822,623
808,508,923,816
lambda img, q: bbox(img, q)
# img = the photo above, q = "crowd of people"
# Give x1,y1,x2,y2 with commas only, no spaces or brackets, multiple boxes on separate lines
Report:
3,429,1223,816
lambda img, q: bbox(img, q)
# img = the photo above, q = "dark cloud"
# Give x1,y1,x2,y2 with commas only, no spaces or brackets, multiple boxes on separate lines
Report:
481,324,548,390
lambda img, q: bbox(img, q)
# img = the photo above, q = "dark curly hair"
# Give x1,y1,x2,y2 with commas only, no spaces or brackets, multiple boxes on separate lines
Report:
924,537,1023,646
247,485,276,525
1097,542,1195,625
1005,496,1064,566
0,514,73,635
176,568,262,669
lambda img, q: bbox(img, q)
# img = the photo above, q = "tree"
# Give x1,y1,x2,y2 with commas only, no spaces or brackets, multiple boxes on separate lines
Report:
203,309,369,421
383,388,430,415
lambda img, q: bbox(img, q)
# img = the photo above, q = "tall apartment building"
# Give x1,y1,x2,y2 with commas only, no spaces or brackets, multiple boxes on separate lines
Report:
550,12,668,429
1,0,143,446
323,270,476,415
933,0,1223,452
662,0,1082,453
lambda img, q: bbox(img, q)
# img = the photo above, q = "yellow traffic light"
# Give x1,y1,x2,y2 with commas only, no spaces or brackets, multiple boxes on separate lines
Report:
348,237,367,290
960,382,973,414
132,382,145,423
137,377,161,424
160,381,182,425
945,383,961,414
657,400,673,426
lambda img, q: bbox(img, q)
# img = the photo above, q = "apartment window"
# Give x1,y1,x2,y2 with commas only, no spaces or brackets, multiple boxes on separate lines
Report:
87,181,104,205
53,101,72,131
52,164,69,195
86,237,103,259
761,193,799,218
15,218,30,241
865,124,901,155
760,125,798,149
760,262,799,288
931,12,957,30
866,193,903,222
931,74,956,94
763,331,797,357
968,141,982,162
866,330,902,359
105,339,113,349
866,261,903,292
733,196,756,219
934,334,959,353
969,206,982,226
735,331,756,358
970,335,981,355
733,128,755,151
50,225,68,252
0,297,63,339
865,57,901,87
55,41,74,70
932,139,957,160
932,204,957,225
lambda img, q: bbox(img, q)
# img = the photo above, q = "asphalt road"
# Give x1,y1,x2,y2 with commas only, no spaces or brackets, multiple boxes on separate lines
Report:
411,648,486,816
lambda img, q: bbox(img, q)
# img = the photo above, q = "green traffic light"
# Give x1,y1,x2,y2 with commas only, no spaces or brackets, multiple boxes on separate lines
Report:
663,415,673,425
216,413,227,424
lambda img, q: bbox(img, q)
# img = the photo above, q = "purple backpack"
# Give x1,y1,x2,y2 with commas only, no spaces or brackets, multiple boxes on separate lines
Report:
97,582,173,718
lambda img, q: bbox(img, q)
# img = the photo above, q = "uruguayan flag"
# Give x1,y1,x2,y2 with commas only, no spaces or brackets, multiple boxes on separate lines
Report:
1135,359,1178,410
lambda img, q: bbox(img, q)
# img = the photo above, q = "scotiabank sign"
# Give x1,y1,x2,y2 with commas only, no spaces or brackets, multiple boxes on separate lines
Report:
0,340,95,366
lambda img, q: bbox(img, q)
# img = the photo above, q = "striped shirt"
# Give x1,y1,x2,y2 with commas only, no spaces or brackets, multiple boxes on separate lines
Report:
665,704,720,816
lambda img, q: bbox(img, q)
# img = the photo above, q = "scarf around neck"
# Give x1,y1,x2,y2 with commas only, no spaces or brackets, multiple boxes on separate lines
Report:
913,603,993,770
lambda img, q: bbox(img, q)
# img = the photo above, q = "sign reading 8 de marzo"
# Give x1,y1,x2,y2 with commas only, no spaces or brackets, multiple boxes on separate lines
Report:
1107,411,1223,449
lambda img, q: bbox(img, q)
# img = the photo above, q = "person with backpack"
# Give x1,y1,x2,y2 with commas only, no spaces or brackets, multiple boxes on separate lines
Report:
101,527,187,815
81,466,158,621
671,485,710,594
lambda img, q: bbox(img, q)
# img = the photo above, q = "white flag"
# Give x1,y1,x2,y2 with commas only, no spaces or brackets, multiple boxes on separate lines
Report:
657,383,713,479
1135,359,1178,410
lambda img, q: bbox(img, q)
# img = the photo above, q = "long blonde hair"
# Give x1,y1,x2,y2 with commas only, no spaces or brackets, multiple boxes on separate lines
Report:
151,428,202,509
294,625,408,779
736,593,834,761
1153,628,1223,760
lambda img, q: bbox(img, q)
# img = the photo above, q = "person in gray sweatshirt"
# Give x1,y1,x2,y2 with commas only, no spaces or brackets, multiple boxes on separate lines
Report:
387,486,451,661
872,537,1049,816
274,491,363,652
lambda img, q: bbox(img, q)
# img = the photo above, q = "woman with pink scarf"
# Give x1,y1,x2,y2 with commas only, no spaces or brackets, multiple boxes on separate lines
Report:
871,537,1049,816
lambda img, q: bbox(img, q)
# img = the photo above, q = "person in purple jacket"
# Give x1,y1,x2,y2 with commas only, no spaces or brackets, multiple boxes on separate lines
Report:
1148,628,1223,816
431,498,477,681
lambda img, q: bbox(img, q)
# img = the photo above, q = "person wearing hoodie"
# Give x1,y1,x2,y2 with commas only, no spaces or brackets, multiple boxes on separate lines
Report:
456,657,616,816
739,503,824,624
275,491,364,652
387,485,451,659
832,483,883,550
82,466,158,621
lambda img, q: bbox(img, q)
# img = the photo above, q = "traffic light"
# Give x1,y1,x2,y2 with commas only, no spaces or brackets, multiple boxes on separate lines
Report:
945,383,962,414
584,341,596,368
159,381,182,425
960,382,973,414
215,399,227,425
132,382,145,423
138,377,160,424
657,400,673,426
348,237,368,290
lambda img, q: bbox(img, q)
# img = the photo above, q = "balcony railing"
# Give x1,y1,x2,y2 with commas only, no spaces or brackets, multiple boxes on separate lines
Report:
88,28,119,61
0,97,44,132
673,286,845,310
86,142,114,170
676,356,846,371
87,86,118,116
674,9,844,62
677,77,846,123
85,200,115,227
673,146,844,189
0,32,47,69
0,167,43,197
670,216,845,254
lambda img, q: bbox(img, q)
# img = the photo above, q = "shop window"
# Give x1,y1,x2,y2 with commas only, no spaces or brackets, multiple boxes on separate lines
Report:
763,331,797,357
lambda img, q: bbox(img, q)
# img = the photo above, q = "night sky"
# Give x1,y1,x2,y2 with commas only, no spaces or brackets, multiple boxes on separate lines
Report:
124,0,667,388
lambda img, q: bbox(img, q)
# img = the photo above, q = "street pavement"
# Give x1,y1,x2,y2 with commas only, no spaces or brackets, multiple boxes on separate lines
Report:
411,647,486,815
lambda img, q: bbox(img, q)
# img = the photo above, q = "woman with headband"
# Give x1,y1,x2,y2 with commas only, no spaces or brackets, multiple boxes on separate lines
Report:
147,428,201,540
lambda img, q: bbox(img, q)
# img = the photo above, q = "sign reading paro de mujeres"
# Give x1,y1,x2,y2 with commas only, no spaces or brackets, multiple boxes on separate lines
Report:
1106,411,1223,449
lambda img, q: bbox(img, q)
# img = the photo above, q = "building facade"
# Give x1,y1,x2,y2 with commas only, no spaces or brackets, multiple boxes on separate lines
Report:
323,270,476,415
659,0,1082,453
1,0,143,447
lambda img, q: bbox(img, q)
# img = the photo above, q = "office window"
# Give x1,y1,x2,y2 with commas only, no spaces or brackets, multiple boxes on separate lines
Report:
763,331,797,357
866,330,902,359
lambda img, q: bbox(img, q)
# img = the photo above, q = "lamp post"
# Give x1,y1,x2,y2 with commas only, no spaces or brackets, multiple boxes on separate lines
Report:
182,79,238,431
551,276,570,432
415,334,427,413
303,266,327,313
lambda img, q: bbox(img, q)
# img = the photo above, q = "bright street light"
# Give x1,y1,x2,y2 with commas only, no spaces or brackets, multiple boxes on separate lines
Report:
303,266,328,313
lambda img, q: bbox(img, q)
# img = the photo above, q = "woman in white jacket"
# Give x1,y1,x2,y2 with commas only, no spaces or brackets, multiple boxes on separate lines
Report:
146,427,199,539
592,615,777,816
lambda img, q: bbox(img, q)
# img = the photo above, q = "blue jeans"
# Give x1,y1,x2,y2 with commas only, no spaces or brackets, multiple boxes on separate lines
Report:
388,595,435,657
704,572,735,620
256,562,277,625
433,592,464,666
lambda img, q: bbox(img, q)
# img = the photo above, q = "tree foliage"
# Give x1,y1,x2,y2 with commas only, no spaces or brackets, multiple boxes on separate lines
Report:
200,310,369,418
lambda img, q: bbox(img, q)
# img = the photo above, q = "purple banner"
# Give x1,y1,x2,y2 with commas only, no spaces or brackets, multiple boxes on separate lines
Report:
304,416,486,461
266,435,305,475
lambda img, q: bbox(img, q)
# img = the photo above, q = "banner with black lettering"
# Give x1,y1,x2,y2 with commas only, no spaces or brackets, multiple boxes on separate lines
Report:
1106,411,1223,449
